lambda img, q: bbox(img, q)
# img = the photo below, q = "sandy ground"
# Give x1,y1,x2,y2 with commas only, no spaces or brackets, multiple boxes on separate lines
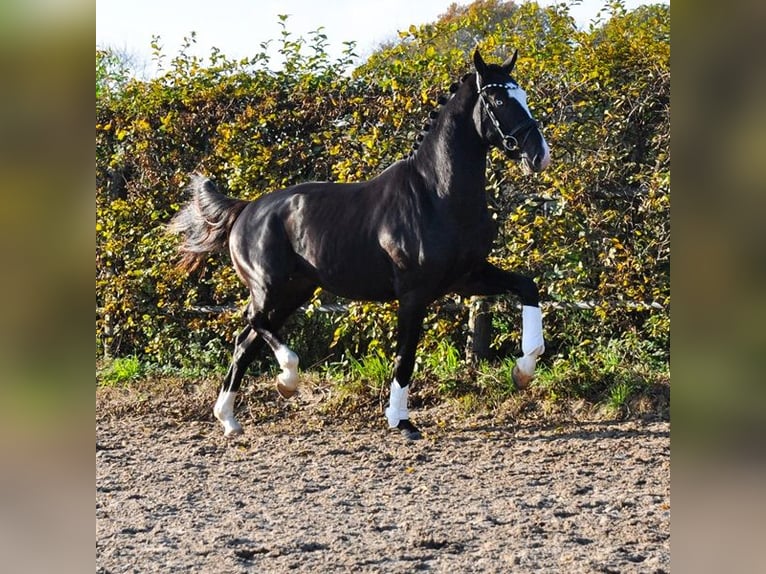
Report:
97,409,669,573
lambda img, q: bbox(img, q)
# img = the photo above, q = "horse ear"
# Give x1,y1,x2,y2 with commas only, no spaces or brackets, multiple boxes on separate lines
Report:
501,49,518,73
473,48,487,76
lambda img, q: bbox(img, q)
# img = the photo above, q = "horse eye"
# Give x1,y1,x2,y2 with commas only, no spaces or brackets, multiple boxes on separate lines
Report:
493,98,504,107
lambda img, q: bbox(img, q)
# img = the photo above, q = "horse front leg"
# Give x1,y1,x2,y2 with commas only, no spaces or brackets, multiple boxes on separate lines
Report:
512,304,545,389
386,297,428,440
455,262,545,389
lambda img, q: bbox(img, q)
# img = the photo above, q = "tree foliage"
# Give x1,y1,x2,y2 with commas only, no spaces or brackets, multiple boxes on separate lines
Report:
96,1,669,372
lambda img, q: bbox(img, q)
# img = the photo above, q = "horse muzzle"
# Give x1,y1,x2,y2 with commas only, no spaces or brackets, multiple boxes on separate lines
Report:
521,151,550,173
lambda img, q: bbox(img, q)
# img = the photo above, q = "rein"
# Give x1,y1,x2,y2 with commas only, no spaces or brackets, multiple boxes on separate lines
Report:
476,75,538,153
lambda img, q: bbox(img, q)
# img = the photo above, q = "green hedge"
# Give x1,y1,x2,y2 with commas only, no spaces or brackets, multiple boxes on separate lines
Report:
96,0,669,371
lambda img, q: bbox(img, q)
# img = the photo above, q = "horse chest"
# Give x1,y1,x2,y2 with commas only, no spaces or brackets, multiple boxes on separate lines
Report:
445,207,496,261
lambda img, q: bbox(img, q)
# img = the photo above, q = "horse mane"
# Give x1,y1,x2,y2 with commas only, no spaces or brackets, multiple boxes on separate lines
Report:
407,72,474,159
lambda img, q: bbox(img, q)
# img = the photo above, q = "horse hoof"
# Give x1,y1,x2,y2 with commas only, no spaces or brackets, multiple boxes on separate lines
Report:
223,425,244,438
395,419,422,441
511,364,533,390
276,382,297,399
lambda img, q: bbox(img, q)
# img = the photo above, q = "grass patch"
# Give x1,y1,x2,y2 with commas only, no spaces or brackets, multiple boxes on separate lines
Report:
347,350,392,391
605,380,635,415
98,356,144,386
96,331,669,425
533,331,669,419
475,357,518,402
314,350,392,417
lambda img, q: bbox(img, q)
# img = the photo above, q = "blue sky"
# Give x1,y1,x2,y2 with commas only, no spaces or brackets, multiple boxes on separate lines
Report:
96,0,667,76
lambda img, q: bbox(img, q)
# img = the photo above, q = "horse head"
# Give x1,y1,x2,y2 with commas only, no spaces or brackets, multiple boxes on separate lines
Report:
473,48,550,173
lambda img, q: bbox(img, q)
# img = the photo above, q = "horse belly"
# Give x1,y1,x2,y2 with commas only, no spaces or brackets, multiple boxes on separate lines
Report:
298,246,397,302
323,279,397,302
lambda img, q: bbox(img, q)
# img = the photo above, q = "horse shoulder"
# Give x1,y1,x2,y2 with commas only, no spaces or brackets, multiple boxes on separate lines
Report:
375,171,435,270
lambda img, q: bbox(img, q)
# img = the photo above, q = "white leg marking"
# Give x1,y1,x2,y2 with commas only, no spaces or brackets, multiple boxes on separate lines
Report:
385,379,409,428
517,305,545,378
213,390,243,436
275,344,299,397
521,305,545,357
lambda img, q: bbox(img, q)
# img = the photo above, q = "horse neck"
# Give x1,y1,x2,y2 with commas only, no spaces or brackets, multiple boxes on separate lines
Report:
410,78,489,214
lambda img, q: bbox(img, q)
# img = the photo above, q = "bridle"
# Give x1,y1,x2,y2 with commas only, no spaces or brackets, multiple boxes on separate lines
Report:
476,75,538,153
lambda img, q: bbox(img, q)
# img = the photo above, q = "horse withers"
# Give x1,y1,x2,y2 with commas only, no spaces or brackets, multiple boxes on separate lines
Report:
169,48,550,440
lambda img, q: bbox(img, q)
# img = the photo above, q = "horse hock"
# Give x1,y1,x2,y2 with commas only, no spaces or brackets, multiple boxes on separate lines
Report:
512,305,545,389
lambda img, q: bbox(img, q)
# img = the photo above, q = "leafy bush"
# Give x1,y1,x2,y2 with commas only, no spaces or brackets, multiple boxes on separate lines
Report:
96,1,669,396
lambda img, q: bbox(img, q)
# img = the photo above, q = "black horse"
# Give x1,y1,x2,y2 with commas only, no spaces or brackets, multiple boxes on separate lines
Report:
170,48,550,440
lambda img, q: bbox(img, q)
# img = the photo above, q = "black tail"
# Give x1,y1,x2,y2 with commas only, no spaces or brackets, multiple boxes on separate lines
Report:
168,175,248,273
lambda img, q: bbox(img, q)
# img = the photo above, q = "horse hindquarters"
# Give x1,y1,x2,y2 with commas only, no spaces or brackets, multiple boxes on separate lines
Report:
205,199,319,437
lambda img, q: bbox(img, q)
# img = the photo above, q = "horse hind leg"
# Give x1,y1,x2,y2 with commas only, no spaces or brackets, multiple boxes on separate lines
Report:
252,328,297,398
214,325,263,437
213,290,307,437
252,281,317,399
